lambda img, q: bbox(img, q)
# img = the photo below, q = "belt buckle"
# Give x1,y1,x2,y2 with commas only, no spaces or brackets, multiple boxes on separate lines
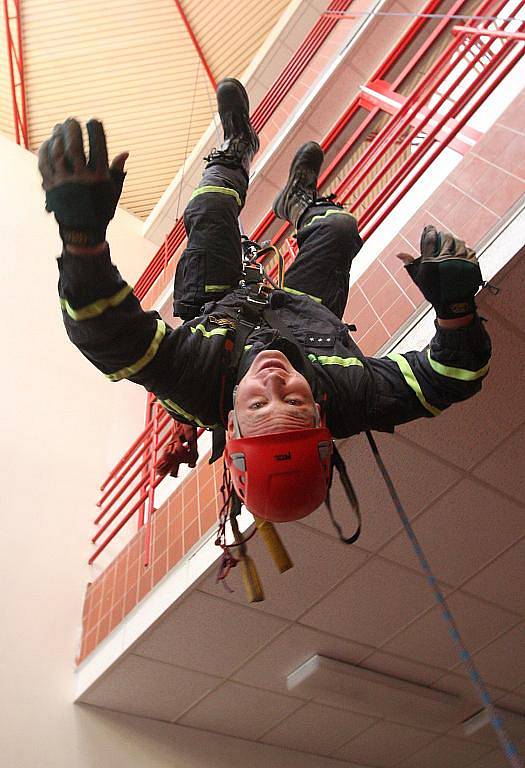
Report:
246,282,271,307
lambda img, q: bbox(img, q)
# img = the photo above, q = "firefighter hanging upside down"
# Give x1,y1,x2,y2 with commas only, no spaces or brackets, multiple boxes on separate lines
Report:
39,78,490,524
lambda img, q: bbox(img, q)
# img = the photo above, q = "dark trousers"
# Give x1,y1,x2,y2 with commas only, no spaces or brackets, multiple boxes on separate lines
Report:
173,165,363,321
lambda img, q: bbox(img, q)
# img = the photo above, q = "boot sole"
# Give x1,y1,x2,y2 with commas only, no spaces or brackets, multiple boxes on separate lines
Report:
217,78,250,117
217,78,259,154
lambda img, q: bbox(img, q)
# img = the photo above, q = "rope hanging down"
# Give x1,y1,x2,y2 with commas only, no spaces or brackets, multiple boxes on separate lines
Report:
366,431,523,768
174,58,202,223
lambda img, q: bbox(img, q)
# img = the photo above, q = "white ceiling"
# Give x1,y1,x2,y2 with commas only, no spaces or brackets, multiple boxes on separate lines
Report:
80,249,525,767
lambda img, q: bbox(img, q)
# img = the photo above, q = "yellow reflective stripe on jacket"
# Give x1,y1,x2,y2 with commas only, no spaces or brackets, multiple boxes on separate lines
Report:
426,349,489,381
283,286,322,303
302,209,354,228
190,323,229,339
159,398,217,429
190,185,242,207
106,319,166,382
308,353,363,368
387,353,441,416
60,284,133,321
205,284,232,293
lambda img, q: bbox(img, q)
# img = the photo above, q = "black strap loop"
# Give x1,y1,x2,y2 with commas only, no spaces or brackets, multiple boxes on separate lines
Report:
325,445,361,544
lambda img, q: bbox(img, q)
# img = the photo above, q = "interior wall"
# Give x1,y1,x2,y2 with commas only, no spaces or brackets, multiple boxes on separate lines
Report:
0,135,347,768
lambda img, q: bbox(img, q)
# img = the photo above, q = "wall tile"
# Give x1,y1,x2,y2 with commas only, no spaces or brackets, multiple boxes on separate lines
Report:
381,294,414,334
152,551,168,588
168,508,183,544
183,519,200,554
350,301,378,340
475,124,525,179
370,276,403,317
359,321,389,355
123,585,137,619
200,501,219,537
167,536,183,571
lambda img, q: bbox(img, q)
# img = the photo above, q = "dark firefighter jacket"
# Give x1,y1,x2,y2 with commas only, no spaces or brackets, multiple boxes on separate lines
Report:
58,248,492,438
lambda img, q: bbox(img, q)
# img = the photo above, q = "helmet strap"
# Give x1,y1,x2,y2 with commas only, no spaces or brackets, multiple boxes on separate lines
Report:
231,385,243,438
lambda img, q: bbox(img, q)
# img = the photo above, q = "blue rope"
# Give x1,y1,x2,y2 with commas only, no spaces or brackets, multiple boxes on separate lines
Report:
365,431,523,768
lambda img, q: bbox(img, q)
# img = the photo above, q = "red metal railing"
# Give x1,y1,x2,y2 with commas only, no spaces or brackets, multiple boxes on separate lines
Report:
91,0,524,564
2,0,28,147
91,396,203,565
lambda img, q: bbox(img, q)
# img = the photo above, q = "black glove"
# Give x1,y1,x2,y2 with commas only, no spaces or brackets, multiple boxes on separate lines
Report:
38,118,128,248
399,225,483,319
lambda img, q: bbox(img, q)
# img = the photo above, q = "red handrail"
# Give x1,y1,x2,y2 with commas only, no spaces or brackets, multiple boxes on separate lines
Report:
2,0,28,147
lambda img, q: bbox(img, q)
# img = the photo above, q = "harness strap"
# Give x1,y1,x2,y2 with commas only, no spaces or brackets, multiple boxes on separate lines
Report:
325,445,361,544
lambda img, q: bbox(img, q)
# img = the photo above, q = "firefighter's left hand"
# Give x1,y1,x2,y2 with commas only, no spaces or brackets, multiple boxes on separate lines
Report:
396,225,483,319
156,425,199,478
38,118,128,249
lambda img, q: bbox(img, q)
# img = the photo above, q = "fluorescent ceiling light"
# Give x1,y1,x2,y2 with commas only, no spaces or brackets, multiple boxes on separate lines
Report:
287,655,466,729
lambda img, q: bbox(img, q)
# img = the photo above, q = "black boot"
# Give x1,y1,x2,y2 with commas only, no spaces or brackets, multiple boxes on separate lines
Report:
205,78,259,178
273,142,324,228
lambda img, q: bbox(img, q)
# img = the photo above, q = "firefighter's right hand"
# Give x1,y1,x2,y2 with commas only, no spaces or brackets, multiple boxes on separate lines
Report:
396,225,483,319
38,118,128,249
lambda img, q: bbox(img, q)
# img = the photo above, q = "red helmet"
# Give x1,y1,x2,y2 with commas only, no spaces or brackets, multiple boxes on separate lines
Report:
224,427,333,523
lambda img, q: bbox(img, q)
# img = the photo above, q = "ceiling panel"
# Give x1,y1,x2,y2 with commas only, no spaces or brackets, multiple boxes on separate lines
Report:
260,701,377,756
455,622,525,691
80,652,220,721
461,539,525,616
396,735,491,768
469,750,517,768
379,477,525,587
332,719,438,766
298,430,462,553
133,590,288,677
183,0,291,83
472,424,525,505
15,0,292,219
177,680,303,739
383,591,520,672
299,556,445,647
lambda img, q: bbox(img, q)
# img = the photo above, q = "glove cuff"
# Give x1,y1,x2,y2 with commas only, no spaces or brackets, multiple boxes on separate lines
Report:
46,175,125,249
58,224,107,248
434,296,477,320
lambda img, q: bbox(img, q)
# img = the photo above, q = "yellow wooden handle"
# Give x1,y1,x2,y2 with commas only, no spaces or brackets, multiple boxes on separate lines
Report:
239,554,264,603
255,517,293,574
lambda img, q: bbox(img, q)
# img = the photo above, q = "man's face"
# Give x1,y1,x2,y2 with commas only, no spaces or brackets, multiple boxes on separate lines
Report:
228,350,319,437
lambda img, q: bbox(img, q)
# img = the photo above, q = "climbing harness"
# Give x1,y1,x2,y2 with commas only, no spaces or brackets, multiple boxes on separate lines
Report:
214,239,361,598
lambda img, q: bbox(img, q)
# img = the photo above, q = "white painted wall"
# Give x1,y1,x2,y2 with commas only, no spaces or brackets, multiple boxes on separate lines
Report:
0,135,346,768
